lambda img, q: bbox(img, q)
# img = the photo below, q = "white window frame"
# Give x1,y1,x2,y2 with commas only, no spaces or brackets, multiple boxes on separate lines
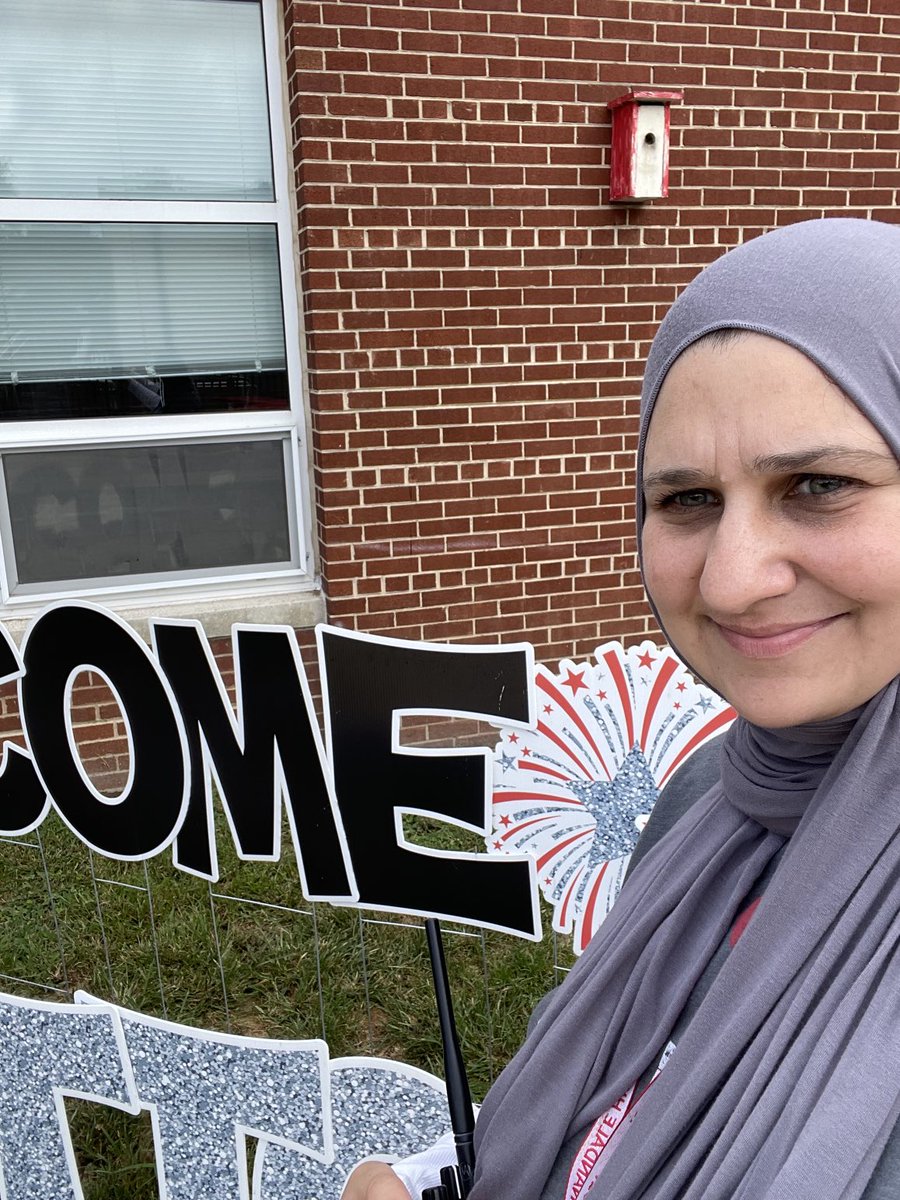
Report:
0,0,315,614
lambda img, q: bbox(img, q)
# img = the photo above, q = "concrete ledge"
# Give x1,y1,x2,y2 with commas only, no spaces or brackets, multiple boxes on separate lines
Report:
0,585,328,644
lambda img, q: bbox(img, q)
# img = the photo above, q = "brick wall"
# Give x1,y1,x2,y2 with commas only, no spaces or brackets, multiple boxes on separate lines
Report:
285,0,900,665
8,0,900,791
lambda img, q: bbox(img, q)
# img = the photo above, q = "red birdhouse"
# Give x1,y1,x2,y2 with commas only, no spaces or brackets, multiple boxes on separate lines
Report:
607,89,683,203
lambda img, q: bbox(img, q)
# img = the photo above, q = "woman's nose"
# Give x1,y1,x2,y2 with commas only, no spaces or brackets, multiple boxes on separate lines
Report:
697,507,798,614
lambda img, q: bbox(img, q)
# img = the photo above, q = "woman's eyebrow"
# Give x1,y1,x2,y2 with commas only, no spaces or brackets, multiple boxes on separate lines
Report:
751,447,896,473
642,468,708,491
643,448,896,492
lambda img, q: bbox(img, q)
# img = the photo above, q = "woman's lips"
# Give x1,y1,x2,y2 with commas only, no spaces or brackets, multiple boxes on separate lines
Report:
712,615,845,659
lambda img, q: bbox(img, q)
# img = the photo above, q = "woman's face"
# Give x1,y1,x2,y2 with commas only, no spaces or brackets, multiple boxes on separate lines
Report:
641,333,900,727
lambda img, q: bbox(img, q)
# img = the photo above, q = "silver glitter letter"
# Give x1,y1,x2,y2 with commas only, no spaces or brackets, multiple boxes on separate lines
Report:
78,995,330,1200
0,995,137,1200
253,1058,451,1200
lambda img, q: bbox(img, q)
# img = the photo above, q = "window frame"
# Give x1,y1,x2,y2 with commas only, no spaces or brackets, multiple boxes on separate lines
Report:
0,0,315,611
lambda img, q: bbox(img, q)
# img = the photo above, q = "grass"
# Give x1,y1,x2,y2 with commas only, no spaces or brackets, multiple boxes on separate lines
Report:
0,803,573,1198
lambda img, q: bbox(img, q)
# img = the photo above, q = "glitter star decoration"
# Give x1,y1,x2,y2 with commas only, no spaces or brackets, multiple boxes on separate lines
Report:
488,641,737,953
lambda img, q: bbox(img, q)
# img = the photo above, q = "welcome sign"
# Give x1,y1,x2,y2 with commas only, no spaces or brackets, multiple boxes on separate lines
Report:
3,601,541,939
0,605,735,1199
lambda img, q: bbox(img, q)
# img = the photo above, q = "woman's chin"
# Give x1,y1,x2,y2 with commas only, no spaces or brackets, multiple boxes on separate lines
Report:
721,685,866,729
698,661,840,727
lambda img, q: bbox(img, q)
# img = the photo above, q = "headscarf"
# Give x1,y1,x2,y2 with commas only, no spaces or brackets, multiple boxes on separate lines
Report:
471,218,900,1200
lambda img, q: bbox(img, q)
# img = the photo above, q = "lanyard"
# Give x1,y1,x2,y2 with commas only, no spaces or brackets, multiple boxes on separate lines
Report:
564,1042,676,1200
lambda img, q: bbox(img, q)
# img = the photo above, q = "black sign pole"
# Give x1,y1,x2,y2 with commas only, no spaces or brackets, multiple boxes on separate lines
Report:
424,918,476,1198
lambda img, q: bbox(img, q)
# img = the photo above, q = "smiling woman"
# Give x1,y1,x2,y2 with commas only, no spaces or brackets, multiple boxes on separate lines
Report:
344,220,900,1200
641,332,900,727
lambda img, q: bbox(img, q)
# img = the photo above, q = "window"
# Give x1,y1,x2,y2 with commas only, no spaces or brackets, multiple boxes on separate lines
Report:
0,0,312,605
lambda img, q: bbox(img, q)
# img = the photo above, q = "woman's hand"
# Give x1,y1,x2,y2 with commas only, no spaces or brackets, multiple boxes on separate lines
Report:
341,1160,412,1200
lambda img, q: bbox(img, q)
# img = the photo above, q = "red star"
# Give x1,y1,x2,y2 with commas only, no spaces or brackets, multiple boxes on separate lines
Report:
596,689,607,700
500,815,512,827
493,840,503,850
676,682,687,692
521,746,531,757
543,703,553,714
544,877,552,886
637,651,656,669
507,732,519,743
563,668,588,695
674,702,681,710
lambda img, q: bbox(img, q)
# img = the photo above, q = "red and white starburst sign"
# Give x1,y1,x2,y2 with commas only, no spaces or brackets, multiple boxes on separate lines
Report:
488,641,736,954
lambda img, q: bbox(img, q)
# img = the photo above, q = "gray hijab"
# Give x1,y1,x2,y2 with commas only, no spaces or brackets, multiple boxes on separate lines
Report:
471,218,900,1200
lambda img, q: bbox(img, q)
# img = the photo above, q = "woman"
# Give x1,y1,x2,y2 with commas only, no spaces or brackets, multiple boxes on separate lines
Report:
345,216,900,1200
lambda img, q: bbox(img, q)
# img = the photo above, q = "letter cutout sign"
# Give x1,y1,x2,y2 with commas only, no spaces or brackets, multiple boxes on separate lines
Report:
0,615,739,1197
0,995,138,1200
21,603,189,859
151,620,356,901
77,992,330,1200
0,601,540,938
253,1058,451,1199
319,627,539,937
0,989,450,1200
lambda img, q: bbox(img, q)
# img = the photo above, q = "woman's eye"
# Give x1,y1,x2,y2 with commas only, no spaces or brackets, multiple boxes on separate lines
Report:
658,489,716,509
792,474,853,497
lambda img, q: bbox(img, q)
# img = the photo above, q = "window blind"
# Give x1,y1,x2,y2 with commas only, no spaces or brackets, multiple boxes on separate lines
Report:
0,223,288,384
0,0,273,201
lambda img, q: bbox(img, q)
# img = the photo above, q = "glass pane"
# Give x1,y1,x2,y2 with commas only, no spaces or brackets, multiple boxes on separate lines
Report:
0,223,289,416
0,372,289,422
4,439,293,587
0,0,274,201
